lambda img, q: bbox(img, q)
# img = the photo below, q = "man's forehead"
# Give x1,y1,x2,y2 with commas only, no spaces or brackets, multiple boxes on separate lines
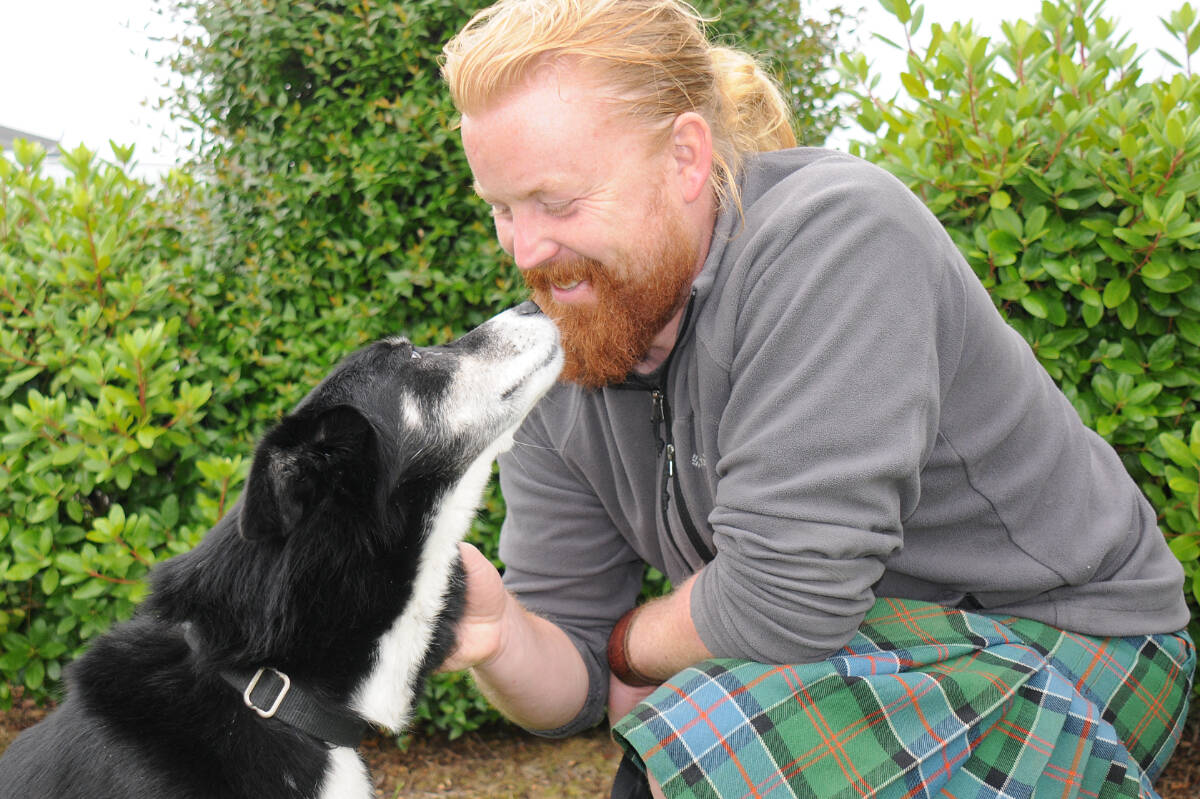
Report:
459,64,664,204
462,105,608,203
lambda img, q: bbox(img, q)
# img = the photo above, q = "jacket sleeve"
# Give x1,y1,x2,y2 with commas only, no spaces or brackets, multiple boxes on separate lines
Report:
691,156,963,663
496,394,646,736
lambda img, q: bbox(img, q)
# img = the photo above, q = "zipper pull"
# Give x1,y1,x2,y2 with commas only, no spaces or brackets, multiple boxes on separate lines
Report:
665,443,676,478
651,390,666,454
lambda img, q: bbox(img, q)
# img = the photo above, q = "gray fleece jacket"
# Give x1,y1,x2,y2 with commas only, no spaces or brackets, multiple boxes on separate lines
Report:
495,148,1189,735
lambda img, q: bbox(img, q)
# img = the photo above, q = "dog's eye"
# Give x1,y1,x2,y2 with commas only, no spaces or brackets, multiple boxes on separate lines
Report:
410,350,422,361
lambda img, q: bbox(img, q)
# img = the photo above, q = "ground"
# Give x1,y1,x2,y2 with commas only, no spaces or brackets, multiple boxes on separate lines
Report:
2,694,1198,797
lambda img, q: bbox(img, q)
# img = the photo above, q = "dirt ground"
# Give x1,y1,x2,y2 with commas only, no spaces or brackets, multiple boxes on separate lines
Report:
2,693,1198,798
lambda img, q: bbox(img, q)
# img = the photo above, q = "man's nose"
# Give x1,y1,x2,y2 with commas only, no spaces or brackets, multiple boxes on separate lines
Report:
510,210,559,271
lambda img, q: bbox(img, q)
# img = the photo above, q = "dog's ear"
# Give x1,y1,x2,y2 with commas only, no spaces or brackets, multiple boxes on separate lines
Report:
239,405,375,541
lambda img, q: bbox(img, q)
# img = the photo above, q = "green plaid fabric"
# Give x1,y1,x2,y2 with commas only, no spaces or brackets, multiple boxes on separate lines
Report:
613,598,1194,799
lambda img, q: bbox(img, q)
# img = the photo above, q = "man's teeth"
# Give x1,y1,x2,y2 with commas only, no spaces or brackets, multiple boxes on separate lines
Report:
554,280,582,291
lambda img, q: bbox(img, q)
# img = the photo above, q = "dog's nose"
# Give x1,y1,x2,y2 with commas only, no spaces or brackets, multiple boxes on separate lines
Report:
514,300,544,316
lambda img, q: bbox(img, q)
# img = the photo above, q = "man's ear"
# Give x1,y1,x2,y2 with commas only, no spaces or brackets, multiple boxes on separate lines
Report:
670,111,714,205
238,405,375,541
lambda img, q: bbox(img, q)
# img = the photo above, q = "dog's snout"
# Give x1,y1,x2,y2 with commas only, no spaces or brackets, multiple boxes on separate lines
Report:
514,300,543,316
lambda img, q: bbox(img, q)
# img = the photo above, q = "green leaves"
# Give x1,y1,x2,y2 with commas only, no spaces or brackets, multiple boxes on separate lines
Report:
1157,424,1200,605
1158,3,1200,76
1,143,220,707
1102,277,1131,308
0,619,68,692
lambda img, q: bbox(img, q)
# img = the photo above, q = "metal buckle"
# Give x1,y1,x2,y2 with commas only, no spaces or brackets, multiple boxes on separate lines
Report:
243,667,291,719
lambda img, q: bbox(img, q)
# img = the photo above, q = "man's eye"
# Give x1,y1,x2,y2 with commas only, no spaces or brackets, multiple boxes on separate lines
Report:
543,201,573,217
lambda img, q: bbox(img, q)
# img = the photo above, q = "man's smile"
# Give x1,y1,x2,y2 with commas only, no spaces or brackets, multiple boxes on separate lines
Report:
550,279,593,303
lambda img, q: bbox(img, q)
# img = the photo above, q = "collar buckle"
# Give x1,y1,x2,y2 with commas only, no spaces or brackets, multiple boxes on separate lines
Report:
243,667,291,719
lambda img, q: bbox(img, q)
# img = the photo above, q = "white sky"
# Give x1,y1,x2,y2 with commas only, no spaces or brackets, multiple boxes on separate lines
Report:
0,0,1187,178
0,0,183,176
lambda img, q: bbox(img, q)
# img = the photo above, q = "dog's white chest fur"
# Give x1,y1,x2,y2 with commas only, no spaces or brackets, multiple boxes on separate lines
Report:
349,435,511,730
316,747,371,799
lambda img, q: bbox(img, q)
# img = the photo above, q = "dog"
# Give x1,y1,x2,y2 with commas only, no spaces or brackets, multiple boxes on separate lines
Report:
0,302,562,799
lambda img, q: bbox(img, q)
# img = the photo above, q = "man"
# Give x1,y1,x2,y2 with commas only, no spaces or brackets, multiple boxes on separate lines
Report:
438,1,1194,797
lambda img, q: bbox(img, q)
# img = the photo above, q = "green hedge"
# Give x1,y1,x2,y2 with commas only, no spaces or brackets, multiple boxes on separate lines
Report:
839,0,1200,640
0,143,222,705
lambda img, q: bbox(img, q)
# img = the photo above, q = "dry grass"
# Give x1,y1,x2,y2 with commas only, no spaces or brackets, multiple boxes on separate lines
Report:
365,725,622,798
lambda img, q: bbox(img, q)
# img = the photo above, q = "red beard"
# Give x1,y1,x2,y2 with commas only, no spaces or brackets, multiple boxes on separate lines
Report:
522,212,698,389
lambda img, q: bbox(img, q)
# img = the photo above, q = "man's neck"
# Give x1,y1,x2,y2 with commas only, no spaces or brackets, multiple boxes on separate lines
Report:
633,302,687,376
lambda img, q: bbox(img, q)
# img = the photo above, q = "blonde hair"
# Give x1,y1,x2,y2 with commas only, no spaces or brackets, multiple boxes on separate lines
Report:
441,0,796,213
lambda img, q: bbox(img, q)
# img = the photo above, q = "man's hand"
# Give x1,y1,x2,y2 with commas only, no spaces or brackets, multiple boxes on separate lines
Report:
608,672,658,725
439,542,511,673
437,542,591,731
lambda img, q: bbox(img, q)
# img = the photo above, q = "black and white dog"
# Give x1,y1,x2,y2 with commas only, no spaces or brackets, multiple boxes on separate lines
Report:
0,302,562,799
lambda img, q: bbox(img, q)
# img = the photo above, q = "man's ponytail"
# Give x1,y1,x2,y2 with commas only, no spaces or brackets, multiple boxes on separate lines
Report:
708,46,796,213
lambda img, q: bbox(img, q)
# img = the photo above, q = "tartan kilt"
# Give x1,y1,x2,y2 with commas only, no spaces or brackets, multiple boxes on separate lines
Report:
612,598,1195,799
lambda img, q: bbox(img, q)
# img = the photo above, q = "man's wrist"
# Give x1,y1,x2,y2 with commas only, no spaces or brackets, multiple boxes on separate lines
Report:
607,606,660,687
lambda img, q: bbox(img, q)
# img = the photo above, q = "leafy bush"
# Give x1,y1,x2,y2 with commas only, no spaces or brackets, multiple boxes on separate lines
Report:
0,142,226,707
838,0,1200,639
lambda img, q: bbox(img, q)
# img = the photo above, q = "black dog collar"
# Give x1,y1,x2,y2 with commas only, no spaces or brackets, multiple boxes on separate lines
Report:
181,623,368,749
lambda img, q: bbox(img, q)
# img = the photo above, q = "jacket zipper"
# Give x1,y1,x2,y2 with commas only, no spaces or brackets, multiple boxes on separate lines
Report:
651,387,715,564
649,289,715,566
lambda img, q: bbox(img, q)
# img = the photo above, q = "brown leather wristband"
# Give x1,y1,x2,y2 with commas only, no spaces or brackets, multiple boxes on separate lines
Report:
607,605,659,687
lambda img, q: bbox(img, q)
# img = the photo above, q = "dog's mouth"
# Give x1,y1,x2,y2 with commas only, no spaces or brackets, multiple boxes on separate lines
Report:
499,346,562,402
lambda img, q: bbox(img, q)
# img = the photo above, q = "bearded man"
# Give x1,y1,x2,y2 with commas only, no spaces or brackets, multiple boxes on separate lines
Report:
437,2,1195,798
